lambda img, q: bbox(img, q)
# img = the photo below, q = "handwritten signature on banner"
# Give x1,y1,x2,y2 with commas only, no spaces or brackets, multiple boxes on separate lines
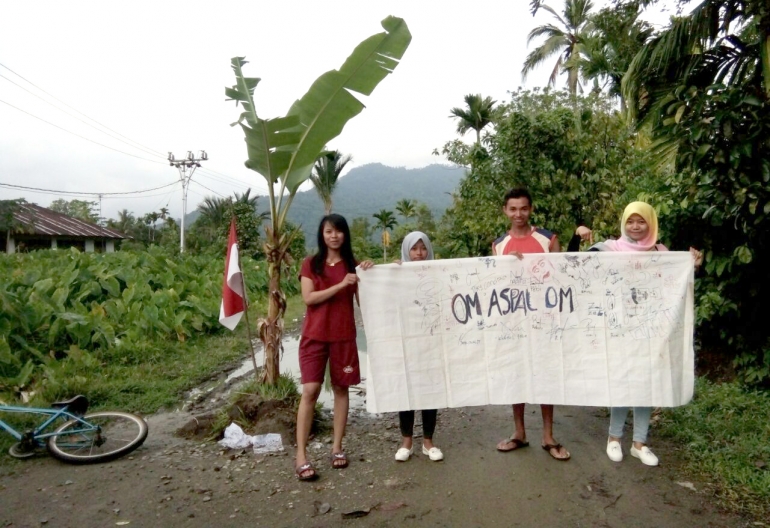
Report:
358,253,695,411
395,253,681,342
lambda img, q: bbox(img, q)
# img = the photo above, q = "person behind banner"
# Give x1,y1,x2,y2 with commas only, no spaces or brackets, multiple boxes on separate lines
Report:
567,201,703,466
493,187,570,461
392,231,443,462
294,214,373,481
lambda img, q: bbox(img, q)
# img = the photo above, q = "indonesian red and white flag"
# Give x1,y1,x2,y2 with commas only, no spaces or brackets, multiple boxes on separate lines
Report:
219,218,245,330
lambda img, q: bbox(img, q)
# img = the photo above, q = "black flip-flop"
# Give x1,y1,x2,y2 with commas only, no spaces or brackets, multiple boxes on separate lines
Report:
497,438,530,452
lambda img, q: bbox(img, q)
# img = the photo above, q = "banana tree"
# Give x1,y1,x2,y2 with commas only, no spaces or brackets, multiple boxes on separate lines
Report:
226,16,411,384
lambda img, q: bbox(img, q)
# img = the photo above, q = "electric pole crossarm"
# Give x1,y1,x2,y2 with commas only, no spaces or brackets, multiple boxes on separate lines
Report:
168,150,208,252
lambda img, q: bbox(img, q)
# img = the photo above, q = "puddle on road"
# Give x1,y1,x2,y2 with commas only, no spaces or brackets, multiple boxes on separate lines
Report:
224,330,369,411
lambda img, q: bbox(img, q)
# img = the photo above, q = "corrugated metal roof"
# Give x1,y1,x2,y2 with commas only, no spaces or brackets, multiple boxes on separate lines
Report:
11,203,129,239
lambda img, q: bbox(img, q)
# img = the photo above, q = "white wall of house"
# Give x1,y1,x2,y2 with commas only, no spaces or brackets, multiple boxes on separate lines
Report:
106,240,115,253
85,239,95,253
51,237,58,249
6,234,14,254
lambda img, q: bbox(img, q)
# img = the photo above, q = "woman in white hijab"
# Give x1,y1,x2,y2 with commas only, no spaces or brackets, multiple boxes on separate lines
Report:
394,232,443,462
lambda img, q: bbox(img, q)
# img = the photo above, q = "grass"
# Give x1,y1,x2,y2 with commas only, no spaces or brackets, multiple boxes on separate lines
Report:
237,374,301,405
658,377,770,519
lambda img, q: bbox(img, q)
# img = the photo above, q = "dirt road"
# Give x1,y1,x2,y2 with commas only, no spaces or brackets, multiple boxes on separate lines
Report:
0,401,748,528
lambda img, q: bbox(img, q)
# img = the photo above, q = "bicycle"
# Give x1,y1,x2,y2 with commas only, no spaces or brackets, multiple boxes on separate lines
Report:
0,395,148,464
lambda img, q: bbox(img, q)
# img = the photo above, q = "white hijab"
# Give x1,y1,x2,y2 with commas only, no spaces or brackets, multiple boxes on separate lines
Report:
400,231,434,262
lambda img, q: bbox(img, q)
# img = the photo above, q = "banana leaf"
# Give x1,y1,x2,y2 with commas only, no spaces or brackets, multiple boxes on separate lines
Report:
226,16,411,196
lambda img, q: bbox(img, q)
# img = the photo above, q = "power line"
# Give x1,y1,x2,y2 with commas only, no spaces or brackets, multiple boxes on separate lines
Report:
101,188,181,200
0,62,276,197
199,165,258,187
0,73,166,161
0,98,167,164
0,62,167,159
191,179,226,198
0,180,178,196
195,170,251,191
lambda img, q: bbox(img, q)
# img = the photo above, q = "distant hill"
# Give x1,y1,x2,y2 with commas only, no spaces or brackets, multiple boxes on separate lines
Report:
185,163,466,247
287,163,465,245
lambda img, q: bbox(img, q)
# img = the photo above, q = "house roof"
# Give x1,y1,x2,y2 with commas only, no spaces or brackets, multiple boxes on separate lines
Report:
10,203,129,239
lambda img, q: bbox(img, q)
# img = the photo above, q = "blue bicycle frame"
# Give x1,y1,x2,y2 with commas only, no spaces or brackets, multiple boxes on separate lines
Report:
0,404,97,446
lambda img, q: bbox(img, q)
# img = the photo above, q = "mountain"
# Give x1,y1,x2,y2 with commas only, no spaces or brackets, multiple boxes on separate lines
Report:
184,163,466,248
286,163,465,245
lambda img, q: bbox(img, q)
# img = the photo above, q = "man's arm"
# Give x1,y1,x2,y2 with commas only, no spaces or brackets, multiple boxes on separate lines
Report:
549,234,560,253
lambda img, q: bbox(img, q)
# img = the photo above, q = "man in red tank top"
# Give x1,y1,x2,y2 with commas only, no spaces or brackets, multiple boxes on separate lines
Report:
492,187,570,461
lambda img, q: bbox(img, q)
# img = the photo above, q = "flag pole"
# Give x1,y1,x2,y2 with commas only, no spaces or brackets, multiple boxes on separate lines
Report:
240,271,260,382
232,217,260,381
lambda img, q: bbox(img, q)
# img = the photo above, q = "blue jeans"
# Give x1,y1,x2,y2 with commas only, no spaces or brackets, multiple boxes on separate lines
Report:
608,407,652,444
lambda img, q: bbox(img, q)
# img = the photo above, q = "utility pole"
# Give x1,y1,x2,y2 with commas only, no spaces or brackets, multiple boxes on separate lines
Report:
168,150,208,252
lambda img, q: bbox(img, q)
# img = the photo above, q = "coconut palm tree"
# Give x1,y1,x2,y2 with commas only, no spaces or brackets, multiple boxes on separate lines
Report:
197,196,232,227
395,198,416,220
310,150,352,215
522,0,595,95
373,209,398,261
449,94,497,146
113,209,135,234
579,2,653,110
234,188,259,207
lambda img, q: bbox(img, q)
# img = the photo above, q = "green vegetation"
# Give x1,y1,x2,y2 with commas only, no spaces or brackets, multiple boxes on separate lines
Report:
659,378,770,517
436,88,658,257
0,247,300,403
226,16,411,384
309,150,353,216
621,0,770,384
239,374,301,405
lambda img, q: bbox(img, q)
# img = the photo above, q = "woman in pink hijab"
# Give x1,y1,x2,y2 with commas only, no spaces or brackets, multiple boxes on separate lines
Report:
568,202,702,467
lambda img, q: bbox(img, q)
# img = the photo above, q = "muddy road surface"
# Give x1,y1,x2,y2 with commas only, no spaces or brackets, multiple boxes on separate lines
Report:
0,401,747,528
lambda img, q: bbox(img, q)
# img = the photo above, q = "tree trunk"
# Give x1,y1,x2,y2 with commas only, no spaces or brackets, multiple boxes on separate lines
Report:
259,228,287,385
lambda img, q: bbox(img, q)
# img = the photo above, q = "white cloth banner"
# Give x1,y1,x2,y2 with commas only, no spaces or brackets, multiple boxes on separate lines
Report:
358,253,694,413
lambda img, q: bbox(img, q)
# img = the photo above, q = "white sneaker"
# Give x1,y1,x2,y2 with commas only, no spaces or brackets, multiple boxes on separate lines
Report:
606,440,623,462
395,447,413,462
422,445,444,461
630,445,659,466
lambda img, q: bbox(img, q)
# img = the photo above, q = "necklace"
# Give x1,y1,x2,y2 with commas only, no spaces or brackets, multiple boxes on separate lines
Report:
326,258,341,267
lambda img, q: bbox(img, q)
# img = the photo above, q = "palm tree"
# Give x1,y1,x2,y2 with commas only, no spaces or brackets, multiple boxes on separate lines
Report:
579,2,653,110
197,196,232,227
234,188,259,207
373,209,398,261
310,150,352,215
113,209,135,234
522,0,595,95
622,0,770,158
449,94,497,145
158,207,169,221
148,212,160,241
395,198,416,220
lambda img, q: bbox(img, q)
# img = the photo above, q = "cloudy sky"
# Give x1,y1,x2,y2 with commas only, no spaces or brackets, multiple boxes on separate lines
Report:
0,0,676,221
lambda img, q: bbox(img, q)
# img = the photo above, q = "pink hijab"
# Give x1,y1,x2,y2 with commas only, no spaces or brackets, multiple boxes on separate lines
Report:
599,202,666,252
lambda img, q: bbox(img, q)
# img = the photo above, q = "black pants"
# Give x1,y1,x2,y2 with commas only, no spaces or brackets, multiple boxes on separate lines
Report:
399,410,438,439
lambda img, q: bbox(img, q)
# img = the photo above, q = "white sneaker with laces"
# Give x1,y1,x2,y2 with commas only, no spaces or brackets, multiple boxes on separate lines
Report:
630,445,659,466
606,440,623,462
422,445,444,461
395,446,413,462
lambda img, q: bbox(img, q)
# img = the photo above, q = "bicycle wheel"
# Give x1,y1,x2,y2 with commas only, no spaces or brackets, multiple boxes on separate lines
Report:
47,411,148,464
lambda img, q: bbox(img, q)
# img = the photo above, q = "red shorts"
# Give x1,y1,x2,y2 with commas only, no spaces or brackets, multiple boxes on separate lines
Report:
298,338,360,387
